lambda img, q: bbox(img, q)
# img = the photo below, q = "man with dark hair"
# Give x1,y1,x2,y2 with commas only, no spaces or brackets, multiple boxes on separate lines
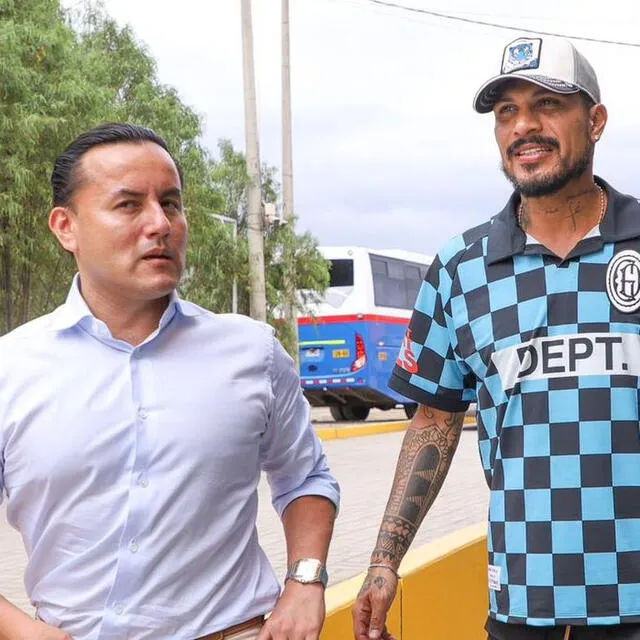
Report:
353,36,640,639
0,123,339,640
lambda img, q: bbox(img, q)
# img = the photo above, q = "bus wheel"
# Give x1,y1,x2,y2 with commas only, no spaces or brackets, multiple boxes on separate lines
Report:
342,406,370,421
404,403,418,419
329,405,346,421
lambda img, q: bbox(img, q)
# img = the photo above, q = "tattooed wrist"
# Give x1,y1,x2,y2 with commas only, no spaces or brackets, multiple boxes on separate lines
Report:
369,564,400,579
372,515,416,566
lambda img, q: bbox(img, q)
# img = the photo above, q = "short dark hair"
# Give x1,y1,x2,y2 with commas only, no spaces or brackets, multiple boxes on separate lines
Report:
580,91,596,112
51,122,184,207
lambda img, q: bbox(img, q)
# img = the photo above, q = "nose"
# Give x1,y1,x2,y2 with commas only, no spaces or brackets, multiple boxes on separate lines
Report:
144,201,171,237
512,105,542,139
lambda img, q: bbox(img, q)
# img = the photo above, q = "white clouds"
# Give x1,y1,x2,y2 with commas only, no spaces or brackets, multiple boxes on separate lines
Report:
63,0,640,254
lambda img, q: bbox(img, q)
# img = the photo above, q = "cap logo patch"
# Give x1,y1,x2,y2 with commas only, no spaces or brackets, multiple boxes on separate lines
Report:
502,39,542,74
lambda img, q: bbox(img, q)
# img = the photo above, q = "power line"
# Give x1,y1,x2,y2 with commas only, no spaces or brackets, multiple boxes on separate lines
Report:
364,0,640,47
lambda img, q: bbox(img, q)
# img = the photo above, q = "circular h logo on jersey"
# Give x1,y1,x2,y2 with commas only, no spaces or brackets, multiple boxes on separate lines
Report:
607,250,640,313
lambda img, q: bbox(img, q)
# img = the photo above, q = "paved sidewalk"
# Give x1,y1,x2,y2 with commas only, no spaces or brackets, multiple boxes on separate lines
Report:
0,429,489,614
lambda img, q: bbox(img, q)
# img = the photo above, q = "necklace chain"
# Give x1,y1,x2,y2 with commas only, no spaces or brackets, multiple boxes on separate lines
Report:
518,184,606,229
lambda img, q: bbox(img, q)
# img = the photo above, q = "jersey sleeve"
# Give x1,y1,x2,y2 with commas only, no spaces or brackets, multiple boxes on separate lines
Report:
389,248,477,412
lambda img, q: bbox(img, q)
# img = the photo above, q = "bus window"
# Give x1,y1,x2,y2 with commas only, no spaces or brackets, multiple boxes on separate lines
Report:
371,255,408,309
371,258,387,276
329,259,354,287
387,260,404,280
370,254,428,310
404,265,421,307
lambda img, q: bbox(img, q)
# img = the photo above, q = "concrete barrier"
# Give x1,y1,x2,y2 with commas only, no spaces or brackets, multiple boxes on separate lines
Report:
320,522,488,640
316,417,477,442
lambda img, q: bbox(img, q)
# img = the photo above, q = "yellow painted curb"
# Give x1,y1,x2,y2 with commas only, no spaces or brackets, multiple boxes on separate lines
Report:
316,420,409,441
316,416,477,441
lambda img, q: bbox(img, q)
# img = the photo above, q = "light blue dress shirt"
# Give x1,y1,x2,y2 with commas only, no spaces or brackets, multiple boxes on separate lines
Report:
0,277,340,639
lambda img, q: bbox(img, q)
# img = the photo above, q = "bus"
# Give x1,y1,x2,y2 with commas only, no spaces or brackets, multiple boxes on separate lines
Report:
298,246,433,421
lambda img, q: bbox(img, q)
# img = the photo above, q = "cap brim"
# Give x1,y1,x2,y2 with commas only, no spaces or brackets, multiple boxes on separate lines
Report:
473,73,580,113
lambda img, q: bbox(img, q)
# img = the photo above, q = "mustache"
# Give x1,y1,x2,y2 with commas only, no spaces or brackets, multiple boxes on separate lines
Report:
507,135,559,157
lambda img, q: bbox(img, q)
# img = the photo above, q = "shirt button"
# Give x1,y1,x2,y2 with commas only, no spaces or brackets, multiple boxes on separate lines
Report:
129,539,139,554
137,475,149,488
138,409,148,420
114,604,124,615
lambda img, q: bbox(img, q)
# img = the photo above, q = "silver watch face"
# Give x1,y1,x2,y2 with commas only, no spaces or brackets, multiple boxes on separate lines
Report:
288,559,327,585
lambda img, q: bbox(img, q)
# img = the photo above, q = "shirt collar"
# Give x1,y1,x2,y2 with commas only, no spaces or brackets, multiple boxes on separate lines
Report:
50,274,202,332
486,177,640,265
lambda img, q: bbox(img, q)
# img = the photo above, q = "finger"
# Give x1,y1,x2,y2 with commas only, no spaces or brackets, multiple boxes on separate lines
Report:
352,599,372,639
367,599,389,640
255,624,271,640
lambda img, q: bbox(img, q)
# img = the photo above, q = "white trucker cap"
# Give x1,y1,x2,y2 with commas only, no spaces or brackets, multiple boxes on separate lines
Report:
473,36,601,113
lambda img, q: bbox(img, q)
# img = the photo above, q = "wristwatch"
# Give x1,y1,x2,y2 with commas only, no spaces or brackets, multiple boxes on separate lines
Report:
285,558,328,587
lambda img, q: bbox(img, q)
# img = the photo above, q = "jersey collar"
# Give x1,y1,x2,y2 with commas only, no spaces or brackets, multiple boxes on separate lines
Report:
486,177,640,265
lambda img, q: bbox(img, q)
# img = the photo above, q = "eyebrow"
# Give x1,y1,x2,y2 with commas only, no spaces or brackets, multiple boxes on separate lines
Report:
111,187,182,199
160,188,182,199
496,88,560,104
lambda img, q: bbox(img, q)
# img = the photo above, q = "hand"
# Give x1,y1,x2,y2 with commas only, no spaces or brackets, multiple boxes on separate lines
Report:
15,619,73,640
257,581,325,640
352,568,398,640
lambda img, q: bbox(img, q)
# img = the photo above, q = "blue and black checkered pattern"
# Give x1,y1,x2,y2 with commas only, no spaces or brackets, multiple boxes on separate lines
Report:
389,178,640,626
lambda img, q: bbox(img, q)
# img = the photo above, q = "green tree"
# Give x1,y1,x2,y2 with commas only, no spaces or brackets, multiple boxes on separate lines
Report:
203,140,330,353
0,0,329,356
0,0,107,333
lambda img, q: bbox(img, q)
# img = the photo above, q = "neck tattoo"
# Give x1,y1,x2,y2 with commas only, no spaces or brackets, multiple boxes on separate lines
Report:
518,183,606,230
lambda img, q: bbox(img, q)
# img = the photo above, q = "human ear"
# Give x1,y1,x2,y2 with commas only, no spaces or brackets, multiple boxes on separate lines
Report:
48,206,78,254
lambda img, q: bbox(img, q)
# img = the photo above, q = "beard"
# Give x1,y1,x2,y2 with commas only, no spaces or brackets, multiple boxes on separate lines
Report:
501,136,594,197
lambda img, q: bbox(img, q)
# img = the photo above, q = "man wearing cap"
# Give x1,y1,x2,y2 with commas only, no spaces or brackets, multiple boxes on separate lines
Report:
353,35,640,640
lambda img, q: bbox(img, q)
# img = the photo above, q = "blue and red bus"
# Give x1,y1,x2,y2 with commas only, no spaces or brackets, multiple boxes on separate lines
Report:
298,246,433,421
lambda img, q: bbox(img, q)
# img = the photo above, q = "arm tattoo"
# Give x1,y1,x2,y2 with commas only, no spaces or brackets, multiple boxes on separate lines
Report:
358,574,373,597
358,573,388,597
371,407,465,566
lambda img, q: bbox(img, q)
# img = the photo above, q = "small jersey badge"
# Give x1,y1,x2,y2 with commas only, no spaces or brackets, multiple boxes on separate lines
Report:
606,249,640,313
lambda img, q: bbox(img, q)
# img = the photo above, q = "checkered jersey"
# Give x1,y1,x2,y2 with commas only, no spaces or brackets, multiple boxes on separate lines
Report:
389,178,640,626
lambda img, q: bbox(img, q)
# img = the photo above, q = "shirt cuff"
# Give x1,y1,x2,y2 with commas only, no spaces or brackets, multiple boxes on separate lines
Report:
272,476,340,518
388,373,470,413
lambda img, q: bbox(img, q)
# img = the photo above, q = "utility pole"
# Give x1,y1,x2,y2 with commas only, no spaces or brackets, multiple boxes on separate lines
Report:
241,0,267,322
210,214,238,314
282,0,299,363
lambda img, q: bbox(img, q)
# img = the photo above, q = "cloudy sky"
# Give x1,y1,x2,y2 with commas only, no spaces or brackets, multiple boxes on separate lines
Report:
70,0,640,256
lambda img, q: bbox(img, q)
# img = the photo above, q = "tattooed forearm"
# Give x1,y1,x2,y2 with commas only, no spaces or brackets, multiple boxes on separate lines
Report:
371,405,465,567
